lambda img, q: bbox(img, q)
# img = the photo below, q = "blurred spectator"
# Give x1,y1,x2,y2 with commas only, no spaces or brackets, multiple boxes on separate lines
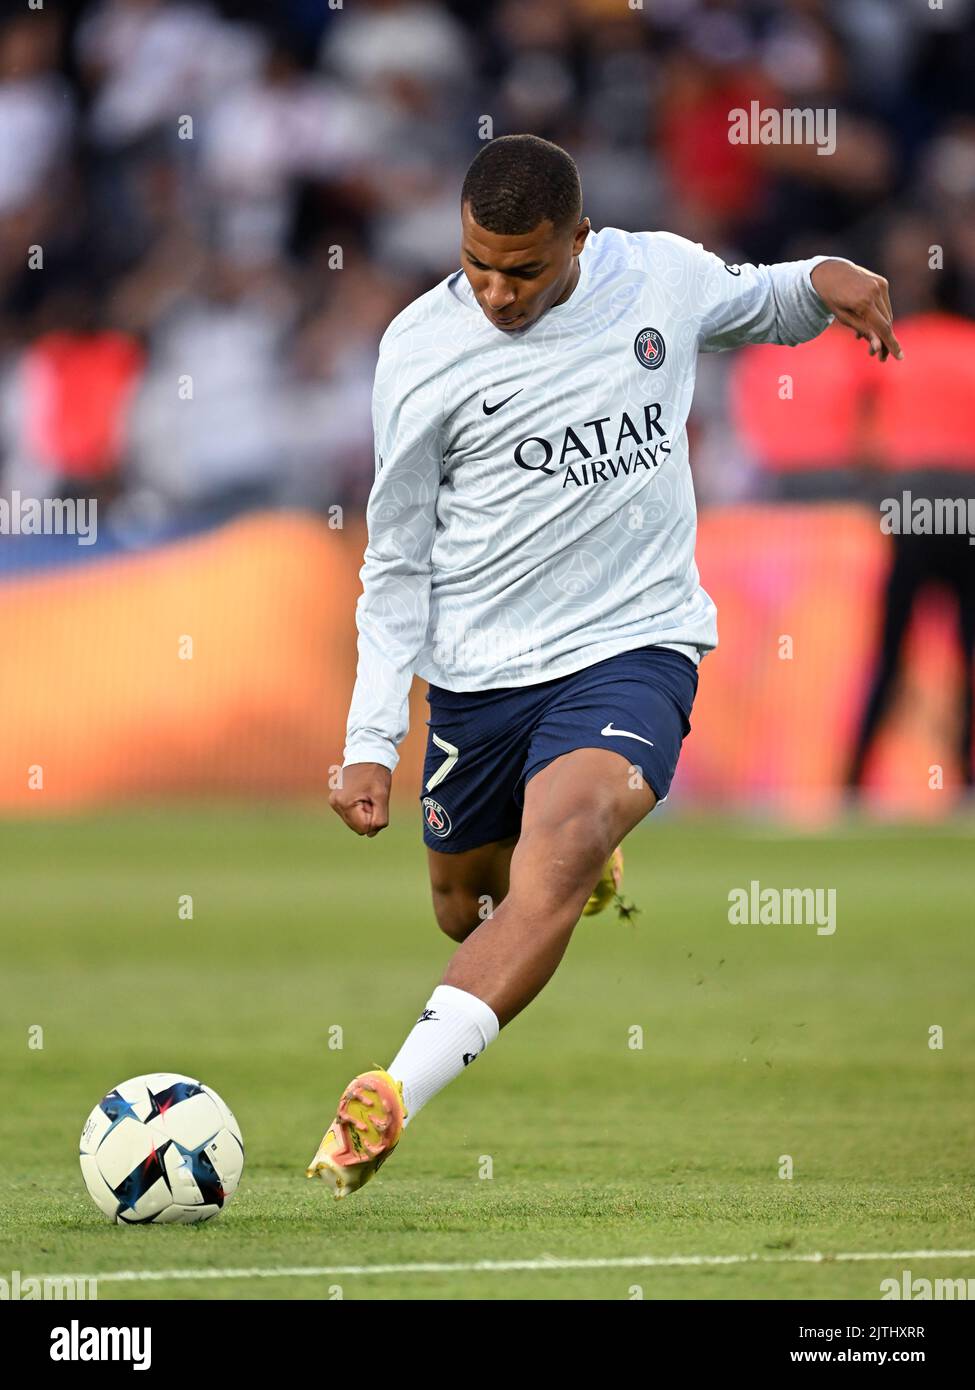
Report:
77,0,263,149
118,255,294,524
846,305,975,793
1,290,142,505
321,0,471,91
0,13,72,218
202,35,384,263
657,10,777,248
728,324,872,500
281,254,408,511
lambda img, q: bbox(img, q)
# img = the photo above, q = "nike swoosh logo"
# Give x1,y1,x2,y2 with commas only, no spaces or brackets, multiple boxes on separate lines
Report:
601,722,654,747
482,388,523,415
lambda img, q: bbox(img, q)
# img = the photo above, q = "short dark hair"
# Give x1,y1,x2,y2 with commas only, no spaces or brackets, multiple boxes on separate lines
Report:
461,135,582,236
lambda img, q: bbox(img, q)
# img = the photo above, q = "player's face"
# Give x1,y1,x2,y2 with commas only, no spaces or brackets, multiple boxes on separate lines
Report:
460,204,590,333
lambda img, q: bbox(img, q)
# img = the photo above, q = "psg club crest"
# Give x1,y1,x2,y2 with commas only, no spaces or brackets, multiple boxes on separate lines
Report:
634,326,666,370
423,796,452,838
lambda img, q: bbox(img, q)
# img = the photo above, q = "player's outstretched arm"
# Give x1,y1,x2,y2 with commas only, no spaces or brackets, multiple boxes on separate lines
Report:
809,259,902,362
330,762,391,837
680,233,898,357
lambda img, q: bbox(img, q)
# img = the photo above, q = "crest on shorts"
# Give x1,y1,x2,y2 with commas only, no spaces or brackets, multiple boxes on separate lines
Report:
422,796,452,838
634,326,666,370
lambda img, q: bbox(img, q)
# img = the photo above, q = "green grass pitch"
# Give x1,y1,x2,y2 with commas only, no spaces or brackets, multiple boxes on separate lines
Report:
2,807,973,1301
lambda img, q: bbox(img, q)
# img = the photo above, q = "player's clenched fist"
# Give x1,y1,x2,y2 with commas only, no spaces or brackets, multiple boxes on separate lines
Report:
330,762,391,836
810,259,903,362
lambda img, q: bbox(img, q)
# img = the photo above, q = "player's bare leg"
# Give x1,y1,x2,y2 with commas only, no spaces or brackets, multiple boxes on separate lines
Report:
441,747,654,1026
386,747,653,1123
427,837,516,943
307,748,653,1196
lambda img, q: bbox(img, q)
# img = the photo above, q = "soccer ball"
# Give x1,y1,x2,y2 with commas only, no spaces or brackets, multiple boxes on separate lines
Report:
79,1072,244,1224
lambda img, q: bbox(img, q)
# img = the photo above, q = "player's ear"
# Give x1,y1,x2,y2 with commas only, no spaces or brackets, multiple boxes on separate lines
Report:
572,218,591,256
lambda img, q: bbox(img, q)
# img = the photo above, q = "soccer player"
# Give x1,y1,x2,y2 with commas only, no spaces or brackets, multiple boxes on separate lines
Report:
306,135,901,1197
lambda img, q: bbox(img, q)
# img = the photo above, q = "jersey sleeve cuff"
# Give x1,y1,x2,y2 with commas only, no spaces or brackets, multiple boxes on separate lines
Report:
804,254,854,317
342,742,400,773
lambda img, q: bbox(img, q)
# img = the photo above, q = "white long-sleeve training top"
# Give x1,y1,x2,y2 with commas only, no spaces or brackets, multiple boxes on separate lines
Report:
344,226,838,770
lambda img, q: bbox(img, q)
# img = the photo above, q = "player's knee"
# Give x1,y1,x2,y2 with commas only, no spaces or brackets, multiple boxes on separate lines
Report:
552,809,619,876
430,884,482,942
513,813,618,910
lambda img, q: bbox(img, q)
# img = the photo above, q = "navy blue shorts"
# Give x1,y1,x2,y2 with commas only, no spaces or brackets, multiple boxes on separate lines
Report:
419,645,699,853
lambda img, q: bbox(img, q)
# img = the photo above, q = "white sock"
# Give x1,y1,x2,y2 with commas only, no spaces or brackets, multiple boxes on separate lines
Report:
388,984,500,1125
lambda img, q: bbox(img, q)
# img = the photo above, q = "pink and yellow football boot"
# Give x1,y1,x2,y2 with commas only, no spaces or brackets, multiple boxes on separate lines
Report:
305,1067,407,1199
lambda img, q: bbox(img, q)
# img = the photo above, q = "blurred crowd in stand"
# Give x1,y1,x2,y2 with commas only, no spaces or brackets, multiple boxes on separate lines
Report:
0,0,973,532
